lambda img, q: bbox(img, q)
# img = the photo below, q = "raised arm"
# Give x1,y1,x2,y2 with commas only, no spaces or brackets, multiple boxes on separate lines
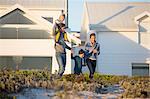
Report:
60,40,71,50
85,42,89,51
96,43,100,55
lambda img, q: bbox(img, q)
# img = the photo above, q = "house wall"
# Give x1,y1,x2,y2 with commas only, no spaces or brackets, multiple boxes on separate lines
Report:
0,6,64,25
0,39,54,70
29,10,62,24
140,17,150,50
0,0,66,9
0,36,53,69
0,3,71,74
96,31,150,76
141,33,150,50
0,39,54,56
80,2,150,76
0,39,72,74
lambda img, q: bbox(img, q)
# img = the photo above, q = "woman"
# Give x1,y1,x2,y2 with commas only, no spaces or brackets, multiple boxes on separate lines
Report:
85,33,100,79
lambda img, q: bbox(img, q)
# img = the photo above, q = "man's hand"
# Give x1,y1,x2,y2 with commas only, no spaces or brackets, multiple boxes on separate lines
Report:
89,48,93,53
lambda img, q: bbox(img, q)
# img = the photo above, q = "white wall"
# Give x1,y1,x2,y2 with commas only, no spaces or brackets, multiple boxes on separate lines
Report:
0,39,54,56
141,33,150,50
80,3,90,41
0,4,71,74
97,31,150,76
0,39,72,74
140,17,150,50
0,39,55,71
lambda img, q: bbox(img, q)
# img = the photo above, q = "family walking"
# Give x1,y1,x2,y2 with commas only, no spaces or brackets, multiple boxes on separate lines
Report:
53,14,100,79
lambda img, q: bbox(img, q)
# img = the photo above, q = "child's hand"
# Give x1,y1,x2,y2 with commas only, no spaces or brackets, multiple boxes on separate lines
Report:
93,49,97,53
71,49,74,54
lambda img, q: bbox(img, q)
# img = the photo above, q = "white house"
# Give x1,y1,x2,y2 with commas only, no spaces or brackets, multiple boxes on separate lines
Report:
0,0,81,74
81,2,150,76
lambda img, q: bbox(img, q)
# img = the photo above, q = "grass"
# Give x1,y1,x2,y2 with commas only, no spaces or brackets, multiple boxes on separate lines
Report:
0,69,149,98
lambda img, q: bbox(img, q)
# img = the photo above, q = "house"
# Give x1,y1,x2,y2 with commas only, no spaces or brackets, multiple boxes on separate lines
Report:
81,2,150,76
0,0,80,74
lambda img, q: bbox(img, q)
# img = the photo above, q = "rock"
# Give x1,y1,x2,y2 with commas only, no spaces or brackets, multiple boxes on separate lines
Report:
35,81,41,88
46,92,56,97
41,81,48,88
15,85,19,92
25,79,30,88
95,86,108,94
95,85,102,93
46,81,52,89
141,91,148,98
29,79,35,87
0,82,5,90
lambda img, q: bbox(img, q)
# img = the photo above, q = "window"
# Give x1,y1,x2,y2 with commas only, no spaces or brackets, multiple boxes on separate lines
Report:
0,28,49,39
0,8,35,24
132,63,149,76
42,17,53,23
0,56,52,72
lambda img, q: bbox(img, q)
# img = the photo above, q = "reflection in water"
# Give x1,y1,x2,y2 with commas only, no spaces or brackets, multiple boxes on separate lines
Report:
11,88,56,99
9,85,124,99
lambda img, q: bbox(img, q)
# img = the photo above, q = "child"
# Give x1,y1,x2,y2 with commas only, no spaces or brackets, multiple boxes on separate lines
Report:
53,14,65,36
71,49,85,75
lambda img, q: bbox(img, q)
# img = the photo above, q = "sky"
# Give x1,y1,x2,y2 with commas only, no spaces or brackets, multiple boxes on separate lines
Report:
68,0,150,31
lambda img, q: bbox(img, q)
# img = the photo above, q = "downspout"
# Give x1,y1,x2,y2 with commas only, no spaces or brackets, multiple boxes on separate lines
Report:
64,0,68,27
138,21,141,44
67,0,68,27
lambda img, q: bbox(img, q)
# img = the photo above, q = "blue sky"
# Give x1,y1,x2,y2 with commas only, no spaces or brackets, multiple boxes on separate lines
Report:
68,0,150,31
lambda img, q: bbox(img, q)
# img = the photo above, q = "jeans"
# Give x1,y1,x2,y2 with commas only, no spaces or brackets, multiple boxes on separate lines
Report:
86,58,96,79
56,52,66,76
74,65,82,75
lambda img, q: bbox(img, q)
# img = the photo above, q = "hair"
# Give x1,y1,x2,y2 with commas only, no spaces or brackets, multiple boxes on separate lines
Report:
60,14,65,18
78,49,84,54
58,23,66,28
90,33,96,38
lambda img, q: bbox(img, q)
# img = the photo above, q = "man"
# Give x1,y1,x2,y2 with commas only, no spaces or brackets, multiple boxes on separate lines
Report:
85,33,100,79
54,23,71,78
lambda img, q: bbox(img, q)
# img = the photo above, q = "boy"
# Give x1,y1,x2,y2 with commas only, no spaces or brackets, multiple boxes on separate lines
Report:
53,14,65,36
71,49,85,75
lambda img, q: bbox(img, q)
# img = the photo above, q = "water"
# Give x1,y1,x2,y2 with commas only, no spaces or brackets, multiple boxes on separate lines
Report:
10,88,56,99
9,85,124,99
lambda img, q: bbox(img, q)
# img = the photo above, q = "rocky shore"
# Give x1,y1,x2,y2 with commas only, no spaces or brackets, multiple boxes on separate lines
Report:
0,68,149,98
